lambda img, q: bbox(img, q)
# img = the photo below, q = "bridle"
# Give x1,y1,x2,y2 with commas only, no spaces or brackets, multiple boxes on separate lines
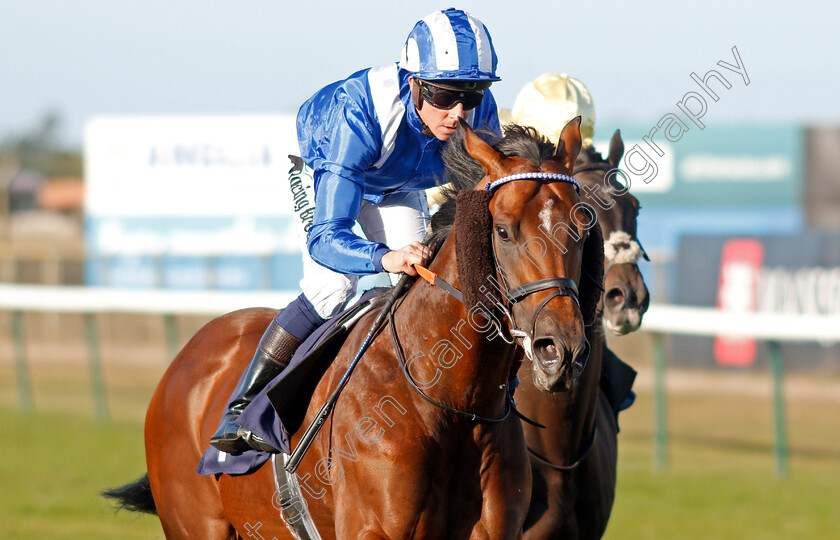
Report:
391,171,586,423
572,163,650,271
484,172,585,351
384,171,599,468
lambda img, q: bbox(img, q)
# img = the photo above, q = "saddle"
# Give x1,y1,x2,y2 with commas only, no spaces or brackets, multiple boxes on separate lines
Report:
265,289,385,438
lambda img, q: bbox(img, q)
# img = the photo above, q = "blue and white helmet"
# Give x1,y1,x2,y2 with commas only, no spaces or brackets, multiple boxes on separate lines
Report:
399,8,500,84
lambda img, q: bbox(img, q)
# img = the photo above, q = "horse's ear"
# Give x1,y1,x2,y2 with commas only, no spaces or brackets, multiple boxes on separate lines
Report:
552,116,582,172
608,129,624,168
460,119,505,182
578,220,604,327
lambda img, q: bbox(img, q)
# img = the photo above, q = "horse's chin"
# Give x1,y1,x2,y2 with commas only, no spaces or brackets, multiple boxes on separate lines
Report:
604,309,644,336
531,362,581,393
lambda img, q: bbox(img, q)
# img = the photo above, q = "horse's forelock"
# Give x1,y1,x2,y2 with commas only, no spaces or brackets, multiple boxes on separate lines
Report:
430,125,553,241
497,124,556,165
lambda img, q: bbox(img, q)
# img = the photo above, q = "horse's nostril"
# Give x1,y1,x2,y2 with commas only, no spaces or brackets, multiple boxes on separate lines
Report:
533,338,560,364
605,287,626,309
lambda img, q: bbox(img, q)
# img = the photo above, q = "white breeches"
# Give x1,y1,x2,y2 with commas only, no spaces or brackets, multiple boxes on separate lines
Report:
291,163,430,319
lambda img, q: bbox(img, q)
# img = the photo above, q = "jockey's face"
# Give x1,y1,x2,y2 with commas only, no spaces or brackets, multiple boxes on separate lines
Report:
411,78,467,141
421,100,464,141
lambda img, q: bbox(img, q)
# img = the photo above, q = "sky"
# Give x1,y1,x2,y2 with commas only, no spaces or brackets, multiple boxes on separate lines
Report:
2,0,839,150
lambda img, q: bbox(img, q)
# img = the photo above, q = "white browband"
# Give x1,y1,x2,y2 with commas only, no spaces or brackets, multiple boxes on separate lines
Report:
485,172,580,193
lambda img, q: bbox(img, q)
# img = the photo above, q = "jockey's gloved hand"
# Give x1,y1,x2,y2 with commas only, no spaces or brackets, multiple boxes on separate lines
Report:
381,241,432,276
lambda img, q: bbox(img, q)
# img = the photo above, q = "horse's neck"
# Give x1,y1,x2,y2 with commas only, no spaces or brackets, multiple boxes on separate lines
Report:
394,236,514,420
569,323,603,433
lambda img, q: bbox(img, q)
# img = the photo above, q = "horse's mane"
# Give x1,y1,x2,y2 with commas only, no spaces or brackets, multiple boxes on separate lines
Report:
578,143,607,166
427,124,556,249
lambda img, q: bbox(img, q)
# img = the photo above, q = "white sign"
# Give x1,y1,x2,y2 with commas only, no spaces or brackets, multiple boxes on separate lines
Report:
84,115,300,217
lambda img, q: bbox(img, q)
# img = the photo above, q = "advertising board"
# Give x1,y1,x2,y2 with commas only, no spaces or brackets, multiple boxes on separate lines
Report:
672,232,840,370
84,116,304,289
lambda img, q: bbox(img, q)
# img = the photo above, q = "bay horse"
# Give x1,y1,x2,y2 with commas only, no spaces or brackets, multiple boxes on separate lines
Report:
575,131,649,336
512,131,649,539
106,118,604,539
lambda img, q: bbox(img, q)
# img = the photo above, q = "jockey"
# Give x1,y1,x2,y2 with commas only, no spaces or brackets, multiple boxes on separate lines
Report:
509,72,596,146
211,8,502,454
510,73,638,421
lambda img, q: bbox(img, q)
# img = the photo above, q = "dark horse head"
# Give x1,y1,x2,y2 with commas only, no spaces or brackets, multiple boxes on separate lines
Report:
431,118,604,392
574,130,649,335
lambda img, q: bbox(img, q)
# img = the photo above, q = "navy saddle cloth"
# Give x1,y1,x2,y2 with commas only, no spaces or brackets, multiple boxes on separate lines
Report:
196,288,386,477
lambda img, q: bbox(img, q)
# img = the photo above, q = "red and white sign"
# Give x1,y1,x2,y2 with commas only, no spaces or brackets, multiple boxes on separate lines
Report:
714,239,764,366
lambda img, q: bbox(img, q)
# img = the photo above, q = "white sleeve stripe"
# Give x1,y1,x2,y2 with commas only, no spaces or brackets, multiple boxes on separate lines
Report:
368,64,405,169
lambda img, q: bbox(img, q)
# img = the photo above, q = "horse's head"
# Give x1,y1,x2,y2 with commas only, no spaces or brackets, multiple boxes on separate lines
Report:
575,130,650,335
454,118,604,392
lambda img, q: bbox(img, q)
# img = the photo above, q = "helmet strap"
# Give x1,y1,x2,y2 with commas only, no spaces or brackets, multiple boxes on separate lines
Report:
410,79,434,137
410,78,424,111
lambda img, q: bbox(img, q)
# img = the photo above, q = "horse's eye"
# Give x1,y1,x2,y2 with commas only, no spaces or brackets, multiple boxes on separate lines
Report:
495,226,510,241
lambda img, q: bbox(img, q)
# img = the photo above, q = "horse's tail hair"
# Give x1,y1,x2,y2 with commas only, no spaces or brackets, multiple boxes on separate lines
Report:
102,473,158,515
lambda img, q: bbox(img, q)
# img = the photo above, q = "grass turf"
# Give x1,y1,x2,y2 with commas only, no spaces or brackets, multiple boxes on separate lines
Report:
0,377,838,539
605,432,840,539
0,407,163,539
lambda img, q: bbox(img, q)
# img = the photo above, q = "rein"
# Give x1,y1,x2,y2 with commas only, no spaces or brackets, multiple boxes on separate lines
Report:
388,298,512,424
527,426,597,471
284,275,412,474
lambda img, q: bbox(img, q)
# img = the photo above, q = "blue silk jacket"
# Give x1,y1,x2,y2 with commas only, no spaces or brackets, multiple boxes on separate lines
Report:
296,63,500,275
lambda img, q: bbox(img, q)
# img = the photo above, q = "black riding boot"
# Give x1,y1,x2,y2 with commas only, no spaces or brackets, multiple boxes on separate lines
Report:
210,320,302,454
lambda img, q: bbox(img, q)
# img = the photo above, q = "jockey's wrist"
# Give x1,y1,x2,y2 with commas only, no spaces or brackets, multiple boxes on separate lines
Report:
372,246,391,273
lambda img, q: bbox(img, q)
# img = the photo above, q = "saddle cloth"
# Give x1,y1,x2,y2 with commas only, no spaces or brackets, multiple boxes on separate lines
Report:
196,288,387,477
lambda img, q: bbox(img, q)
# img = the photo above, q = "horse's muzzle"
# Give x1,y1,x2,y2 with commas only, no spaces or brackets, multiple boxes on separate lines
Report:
531,334,590,393
603,286,650,336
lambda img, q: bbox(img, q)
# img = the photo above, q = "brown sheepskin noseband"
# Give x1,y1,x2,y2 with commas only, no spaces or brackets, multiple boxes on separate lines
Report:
454,190,500,311
579,222,604,327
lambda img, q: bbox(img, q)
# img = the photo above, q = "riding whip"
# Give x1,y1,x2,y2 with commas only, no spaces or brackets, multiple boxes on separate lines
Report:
284,272,414,473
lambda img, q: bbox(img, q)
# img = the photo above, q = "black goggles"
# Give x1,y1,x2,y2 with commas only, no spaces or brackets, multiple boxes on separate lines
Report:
418,81,485,111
